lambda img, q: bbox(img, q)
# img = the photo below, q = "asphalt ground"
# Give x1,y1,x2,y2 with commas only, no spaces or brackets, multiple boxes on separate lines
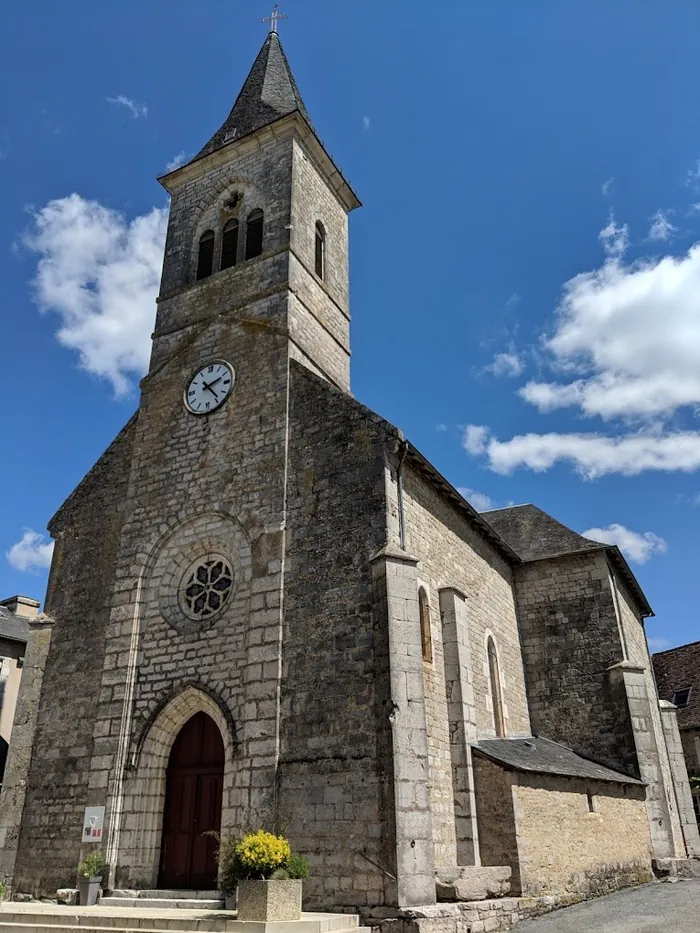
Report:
518,880,700,933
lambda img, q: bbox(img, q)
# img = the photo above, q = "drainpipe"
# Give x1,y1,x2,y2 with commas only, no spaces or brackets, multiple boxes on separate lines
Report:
396,437,409,550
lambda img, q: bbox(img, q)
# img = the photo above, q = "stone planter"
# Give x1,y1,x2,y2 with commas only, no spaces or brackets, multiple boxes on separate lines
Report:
78,875,102,907
236,879,302,921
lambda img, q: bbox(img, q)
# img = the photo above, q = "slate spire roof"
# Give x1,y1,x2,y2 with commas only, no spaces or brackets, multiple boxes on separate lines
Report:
193,31,313,162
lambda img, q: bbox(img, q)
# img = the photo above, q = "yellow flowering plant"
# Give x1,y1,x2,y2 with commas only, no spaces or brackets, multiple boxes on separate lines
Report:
217,830,309,894
236,830,291,877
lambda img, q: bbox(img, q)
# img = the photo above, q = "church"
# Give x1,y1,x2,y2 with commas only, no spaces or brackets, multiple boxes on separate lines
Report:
1,24,698,914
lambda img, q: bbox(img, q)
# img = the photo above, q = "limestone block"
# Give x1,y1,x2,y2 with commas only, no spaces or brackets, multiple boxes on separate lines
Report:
237,879,302,921
435,866,512,902
56,889,78,905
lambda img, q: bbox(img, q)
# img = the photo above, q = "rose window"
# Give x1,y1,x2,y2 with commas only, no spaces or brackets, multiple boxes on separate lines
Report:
179,556,234,621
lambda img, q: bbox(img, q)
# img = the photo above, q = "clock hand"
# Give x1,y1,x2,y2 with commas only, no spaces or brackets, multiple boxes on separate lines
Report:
201,376,223,391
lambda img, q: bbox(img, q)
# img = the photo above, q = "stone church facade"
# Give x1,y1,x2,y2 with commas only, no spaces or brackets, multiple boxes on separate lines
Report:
0,30,698,912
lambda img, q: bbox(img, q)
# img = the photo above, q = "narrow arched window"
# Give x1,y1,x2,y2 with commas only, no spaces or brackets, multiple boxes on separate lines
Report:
488,637,505,737
220,219,239,271
196,230,215,280
245,209,264,260
315,221,326,279
419,587,433,663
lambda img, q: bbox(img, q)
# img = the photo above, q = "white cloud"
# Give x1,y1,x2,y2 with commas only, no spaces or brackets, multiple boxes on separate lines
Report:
25,194,167,394
107,95,148,119
463,425,700,479
598,213,629,259
686,158,700,190
648,636,672,652
486,351,523,378
463,424,490,456
581,523,668,564
362,116,371,132
165,151,188,172
6,530,54,573
601,177,614,197
647,210,676,242
435,423,448,432
518,226,700,421
457,487,495,511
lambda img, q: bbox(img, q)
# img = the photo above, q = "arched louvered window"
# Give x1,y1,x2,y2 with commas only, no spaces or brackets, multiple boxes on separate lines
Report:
487,637,505,737
196,230,215,281
315,221,326,279
220,219,239,271
419,587,433,663
245,209,264,260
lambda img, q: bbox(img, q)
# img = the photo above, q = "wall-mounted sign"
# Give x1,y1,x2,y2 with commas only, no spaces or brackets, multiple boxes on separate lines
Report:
82,806,105,843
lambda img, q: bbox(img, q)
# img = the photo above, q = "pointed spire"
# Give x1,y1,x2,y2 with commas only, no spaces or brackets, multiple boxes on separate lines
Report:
193,32,313,162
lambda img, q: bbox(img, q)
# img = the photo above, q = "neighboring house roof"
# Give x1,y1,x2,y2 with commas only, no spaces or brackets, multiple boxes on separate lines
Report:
653,641,700,731
482,504,653,618
0,606,29,646
192,31,314,163
473,736,644,786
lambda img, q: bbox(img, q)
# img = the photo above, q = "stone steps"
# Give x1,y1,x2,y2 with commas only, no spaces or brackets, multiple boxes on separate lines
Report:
100,899,224,911
107,891,222,901
0,905,364,933
0,927,370,933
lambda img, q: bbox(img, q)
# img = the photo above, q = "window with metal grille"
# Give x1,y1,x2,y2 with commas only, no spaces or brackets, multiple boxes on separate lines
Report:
672,686,692,708
220,219,239,271
418,587,433,663
245,209,264,260
315,221,326,279
488,637,506,737
196,230,215,280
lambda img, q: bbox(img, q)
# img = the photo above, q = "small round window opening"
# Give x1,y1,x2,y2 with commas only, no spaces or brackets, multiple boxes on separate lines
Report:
179,555,234,621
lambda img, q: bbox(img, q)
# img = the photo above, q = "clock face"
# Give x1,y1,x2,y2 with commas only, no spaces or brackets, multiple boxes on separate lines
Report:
184,361,235,415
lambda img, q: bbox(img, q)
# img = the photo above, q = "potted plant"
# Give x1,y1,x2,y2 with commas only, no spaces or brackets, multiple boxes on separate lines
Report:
77,852,106,907
219,830,309,919
0,881,6,902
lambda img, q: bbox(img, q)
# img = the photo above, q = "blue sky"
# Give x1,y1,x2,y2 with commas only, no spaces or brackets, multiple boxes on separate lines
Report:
2,1,700,651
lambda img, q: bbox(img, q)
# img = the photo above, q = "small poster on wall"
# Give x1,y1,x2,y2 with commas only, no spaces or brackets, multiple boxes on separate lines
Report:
82,806,105,843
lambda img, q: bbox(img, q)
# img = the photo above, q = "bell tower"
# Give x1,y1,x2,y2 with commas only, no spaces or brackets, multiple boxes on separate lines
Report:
152,28,360,392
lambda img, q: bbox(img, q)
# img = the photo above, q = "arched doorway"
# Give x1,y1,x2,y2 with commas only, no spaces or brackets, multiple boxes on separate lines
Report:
158,712,224,889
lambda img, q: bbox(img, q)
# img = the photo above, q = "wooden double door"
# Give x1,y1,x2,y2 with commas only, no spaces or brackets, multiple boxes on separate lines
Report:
159,712,224,890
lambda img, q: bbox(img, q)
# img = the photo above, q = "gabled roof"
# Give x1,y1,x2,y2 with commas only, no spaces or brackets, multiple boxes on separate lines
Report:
0,605,29,646
192,31,313,163
483,503,603,562
473,736,643,785
653,641,700,731
482,504,653,618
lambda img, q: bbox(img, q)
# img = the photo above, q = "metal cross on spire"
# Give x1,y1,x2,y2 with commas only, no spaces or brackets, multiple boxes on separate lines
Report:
262,4,287,34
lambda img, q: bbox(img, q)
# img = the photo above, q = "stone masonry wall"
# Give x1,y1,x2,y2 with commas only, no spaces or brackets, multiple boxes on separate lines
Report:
614,576,689,857
10,114,359,895
512,773,652,897
0,618,54,891
659,703,700,855
514,551,636,772
279,364,393,910
288,136,351,391
472,756,520,890
10,418,136,894
473,755,652,898
397,467,530,867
